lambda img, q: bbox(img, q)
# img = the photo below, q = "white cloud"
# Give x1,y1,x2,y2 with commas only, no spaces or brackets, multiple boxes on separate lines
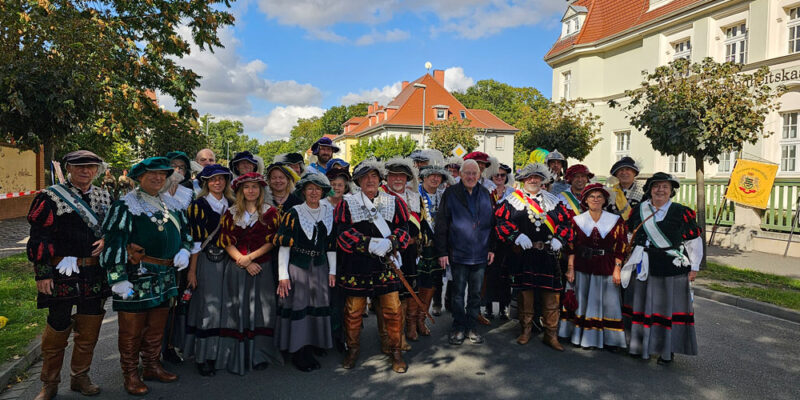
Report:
355,29,410,46
340,81,404,106
443,66,474,92
259,105,326,140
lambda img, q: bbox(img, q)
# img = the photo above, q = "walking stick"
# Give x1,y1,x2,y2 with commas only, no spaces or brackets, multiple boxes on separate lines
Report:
385,252,435,324
784,194,800,257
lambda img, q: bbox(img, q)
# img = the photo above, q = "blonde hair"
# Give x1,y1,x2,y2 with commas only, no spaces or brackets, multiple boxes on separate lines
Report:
198,177,235,204
232,183,266,225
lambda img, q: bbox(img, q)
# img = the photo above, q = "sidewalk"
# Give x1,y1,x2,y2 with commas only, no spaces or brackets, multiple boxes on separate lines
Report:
0,218,28,258
706,245,800,279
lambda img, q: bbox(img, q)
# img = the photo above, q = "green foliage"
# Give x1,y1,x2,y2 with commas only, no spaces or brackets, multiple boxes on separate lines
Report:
319,103,369,137
0,253,47,363
201,117,261,164
258,139,295,165
516,99,603,162
426,117,479,155
454,80,550,128
350,136,418,166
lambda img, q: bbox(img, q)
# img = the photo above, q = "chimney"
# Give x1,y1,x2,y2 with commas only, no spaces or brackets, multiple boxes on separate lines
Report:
368,104,374,114
373,101,379,112
386,107,397,119
433,69,445,86
402,81,409,90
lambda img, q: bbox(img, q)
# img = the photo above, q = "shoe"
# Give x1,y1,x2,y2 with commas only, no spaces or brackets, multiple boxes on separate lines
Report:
253,361,270,371
390,350,407,373
606,346,621,353
117,312,149,396
70,313,104,396
657,353,675,365
196,362,215,377
476,314,491,326
304,347,321,370
467,330,484,344
448,331,465,345
35,324,72,400
141,308,179,383
291,352,314,372
431,305,442,316
498,307,510,321
313,347,328,357
162,347,184,365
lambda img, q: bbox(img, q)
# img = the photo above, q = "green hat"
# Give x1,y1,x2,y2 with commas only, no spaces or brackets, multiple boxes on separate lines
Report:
293,172,333,200
129,157,175,180
166,151,191,168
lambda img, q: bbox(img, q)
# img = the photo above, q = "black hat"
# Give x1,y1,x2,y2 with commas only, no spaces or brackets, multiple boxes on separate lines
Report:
230,151,259,175
311,137,340,155
62,150,103,166
643,172,680,199
275,152,305,165
610,156,640,176
352,158,385,186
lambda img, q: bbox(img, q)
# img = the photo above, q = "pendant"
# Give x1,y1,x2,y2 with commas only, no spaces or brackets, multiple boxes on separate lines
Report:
536,227,541,232
146,212,153,218
158,225,164,232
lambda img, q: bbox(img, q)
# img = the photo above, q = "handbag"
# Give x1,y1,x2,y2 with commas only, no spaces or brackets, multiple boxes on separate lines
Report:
562,281,578,313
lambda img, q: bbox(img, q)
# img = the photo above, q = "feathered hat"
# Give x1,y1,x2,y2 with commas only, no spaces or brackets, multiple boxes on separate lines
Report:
515,163,552,182
384,156,418,188
419,165,455,186
352,157,386,186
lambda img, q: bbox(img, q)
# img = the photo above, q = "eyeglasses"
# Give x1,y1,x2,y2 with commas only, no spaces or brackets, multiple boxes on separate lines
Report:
495,173,507,178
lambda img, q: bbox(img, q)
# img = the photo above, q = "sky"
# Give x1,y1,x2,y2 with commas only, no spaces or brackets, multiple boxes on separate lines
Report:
161,0,568,142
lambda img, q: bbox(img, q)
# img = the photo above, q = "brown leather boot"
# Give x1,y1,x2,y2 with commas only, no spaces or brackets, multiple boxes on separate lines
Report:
70,312,105,396
517,291,534,345
34,324,71,400
374,298,391,355
118,311,148,396
342,297,365,369
380,293,407,373
398,299,412,350
416,288,434,337
542,291,565,352
405,297,419,342
141,307,178,382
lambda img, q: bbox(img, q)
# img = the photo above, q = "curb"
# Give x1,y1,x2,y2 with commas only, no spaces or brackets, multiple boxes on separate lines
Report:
0,335,41,393
693,286,800,324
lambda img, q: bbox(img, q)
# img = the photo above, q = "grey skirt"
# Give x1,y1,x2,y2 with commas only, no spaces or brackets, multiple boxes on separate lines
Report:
275,259,333,353
623,274,698,360
216,259,282,375
183,250,227,363
558,271,626,349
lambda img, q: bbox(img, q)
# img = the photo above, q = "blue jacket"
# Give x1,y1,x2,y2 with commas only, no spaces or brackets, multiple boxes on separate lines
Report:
434,181,496,265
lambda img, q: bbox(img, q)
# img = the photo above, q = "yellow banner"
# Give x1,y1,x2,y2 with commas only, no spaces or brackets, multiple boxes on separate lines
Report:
725,159,778,209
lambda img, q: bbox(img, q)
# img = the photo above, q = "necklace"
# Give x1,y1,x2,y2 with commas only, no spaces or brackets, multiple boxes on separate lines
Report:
136,190,170,231
523,191,543,232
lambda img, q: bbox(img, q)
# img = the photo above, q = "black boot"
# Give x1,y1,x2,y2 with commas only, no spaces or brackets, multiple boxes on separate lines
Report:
196,361,215,377
291,350,314,372
305,346,321,370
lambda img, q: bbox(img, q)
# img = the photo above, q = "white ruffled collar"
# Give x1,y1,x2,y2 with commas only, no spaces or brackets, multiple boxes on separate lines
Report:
162,185,193,211
574,211,619,238
122,190,170,216
344,191,396,224
295,202,334,240
204,193,228,215
229,203,272,229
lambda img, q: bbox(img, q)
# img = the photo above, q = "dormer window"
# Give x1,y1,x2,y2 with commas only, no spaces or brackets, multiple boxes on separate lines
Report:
460,110,467,120
561,5,587,38
566,17,581,36
433,105,449,120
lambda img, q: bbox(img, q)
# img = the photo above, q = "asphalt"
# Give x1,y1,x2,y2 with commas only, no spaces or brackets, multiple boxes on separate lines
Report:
706,246,800,279
3,296,800,400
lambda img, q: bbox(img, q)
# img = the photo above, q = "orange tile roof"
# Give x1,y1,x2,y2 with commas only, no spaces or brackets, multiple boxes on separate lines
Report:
346,73,517,137
545,0,707,60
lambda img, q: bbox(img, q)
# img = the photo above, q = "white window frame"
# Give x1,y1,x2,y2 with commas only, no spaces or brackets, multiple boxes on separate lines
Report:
781,112,800,172
496,136,505,150
562,71,571,100
724,22,747,64
460,110,466,120
789,7,800,54
673,38,691,60
718,151,738,173
615,131,631,160
668,153,687,175
435,109,446,120
565,17,581,36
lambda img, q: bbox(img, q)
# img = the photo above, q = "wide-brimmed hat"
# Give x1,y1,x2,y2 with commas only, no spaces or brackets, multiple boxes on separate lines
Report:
643,172,680,199
293,172,333,200
274,152,305,166
352,158,386,186
610,156,640,177
326,158,350,171
384,157,418,186
496,163,513,184
166,151,191,168
515,163,552,182
580,183,611,208
230,151,262,176
232,172,267,190
198,164,232,181
266,162,299,183
464,151,490,164
419,165,454,186
129,157,175,180
311,137,340,155
444,156,463,169
565,164,594,183
326,167,352,182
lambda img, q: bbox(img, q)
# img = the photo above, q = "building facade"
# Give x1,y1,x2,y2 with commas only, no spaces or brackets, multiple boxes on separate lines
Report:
546,0,800,180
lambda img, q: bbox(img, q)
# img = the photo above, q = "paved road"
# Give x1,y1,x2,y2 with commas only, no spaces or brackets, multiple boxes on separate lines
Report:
707,246,800,279
4,297,799,400
0,217,28,258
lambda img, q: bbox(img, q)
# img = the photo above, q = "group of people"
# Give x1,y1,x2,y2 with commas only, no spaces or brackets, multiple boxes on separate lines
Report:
27,137,703,399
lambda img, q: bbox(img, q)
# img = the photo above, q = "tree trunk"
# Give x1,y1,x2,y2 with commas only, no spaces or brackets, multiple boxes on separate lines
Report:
694,155,707,269
43,138,55,186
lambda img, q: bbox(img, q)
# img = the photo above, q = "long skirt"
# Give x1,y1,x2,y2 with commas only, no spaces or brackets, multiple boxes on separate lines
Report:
216,259,282,375
183,250,227,363
275,260,333,353
558,271,626,348
623,274,697,361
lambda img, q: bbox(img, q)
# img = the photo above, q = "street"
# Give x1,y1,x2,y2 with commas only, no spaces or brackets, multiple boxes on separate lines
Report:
7,296,800,400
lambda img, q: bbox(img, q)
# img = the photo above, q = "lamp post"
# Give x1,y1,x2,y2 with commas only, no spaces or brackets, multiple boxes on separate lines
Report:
413,83,427,146
226,140,233,167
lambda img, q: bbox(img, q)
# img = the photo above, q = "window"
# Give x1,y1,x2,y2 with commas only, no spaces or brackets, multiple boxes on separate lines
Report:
673,38,691,60
562,71,571,100
781,112,800,172
724,23,747,64
496,136,505,150
436,109,446,120
669,154,687,174
565,17,581,36
615,131,631,160
790,7,800,54
718,151,737,173
460,110,466,120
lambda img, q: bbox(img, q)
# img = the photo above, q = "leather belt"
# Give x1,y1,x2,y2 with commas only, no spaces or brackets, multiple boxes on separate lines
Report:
293,248,322,257
50,256,99,267
577,246,611,258
531,241,549,250
141,255,174,266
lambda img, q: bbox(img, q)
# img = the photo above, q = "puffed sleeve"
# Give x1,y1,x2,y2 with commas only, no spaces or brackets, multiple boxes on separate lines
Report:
494,200,520,243
335,200,369,254
100,200,133,285
548,203,574,245
263,206,280,244
680,206,702,241
187,200,208,242
217,210,237,248
274,208,298,247
611,216,629,260
26,193,57,280
389,196,410,252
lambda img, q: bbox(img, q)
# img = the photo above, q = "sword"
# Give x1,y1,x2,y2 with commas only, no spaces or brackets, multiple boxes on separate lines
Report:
384,251,435,324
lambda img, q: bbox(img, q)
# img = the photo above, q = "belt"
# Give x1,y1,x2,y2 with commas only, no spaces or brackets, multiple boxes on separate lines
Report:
293,247,322,257
141,256,174,266
50,256,99,267
531,241,549,250
577,246,611,258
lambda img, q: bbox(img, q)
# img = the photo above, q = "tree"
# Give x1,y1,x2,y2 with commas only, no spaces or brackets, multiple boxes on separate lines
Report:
350,136,418,166
609,57,782,267
426,117,479,155
258,139,295,165
0,0,234,170
454,80,549,127
516,99,603,164
319,103,369,137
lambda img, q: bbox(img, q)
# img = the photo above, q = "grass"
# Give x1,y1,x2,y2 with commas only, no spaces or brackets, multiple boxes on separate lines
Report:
0,253,47,364
698,262,800,311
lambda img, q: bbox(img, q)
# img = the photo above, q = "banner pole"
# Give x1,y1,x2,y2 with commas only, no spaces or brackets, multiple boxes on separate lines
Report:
709,159,737,246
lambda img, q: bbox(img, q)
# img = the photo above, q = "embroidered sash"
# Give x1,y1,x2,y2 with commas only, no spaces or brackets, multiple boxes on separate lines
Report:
560,191,582,215
48,184,102,236
612,185,633,220
640,202,689,267
511,191,556,234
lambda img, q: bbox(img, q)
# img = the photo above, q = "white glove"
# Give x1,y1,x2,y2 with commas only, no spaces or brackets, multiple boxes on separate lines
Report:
173,249,190,271
112,281,134,299
326,251,337,276
390,253,403,269
514,234,533,250
191,242,202,255
56,256,79,276
368,238,392,257
550,238,563,252
278,246,291,281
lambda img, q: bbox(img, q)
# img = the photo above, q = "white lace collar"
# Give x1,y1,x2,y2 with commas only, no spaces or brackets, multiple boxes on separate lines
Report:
204,193,228,215
122,190,169,216
574,211,619,238
507,189,560,212
162,185,193,211
384,187,421,213
295,202,334,240
344,191,396,224
229,203,272,229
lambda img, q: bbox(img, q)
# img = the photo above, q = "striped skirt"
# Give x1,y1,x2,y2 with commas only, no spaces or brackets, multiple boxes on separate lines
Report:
275,260,333,353
623,274,697,361
558,271,626,348
183,251,227,363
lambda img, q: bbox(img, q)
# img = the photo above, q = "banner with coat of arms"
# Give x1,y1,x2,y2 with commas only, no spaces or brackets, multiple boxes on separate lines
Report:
725,159,778,209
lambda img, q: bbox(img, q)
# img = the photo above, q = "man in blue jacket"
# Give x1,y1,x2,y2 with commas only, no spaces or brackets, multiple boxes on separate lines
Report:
435,160,495,345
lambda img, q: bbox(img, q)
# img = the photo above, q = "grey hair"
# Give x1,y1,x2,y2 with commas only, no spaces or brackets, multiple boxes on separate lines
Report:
461,159,480,172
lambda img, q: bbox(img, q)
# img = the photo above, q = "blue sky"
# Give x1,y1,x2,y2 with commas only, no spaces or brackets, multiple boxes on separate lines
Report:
163,0,567,141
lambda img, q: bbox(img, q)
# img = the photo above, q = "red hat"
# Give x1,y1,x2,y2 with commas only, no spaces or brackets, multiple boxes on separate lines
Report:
580,183,610,208
232,172,267,190
565,164,594,183
463,151,490,164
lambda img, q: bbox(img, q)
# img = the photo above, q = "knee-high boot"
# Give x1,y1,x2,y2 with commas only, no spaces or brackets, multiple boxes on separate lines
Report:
117,311,148,396
70,312,105,396
343,296,366,369
517,290,534,345
416,288,435,336
374,298,391,355
34,324,72,400
141,307,178,382
542,291,564,351
380,292,407,373
404,297,418,343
